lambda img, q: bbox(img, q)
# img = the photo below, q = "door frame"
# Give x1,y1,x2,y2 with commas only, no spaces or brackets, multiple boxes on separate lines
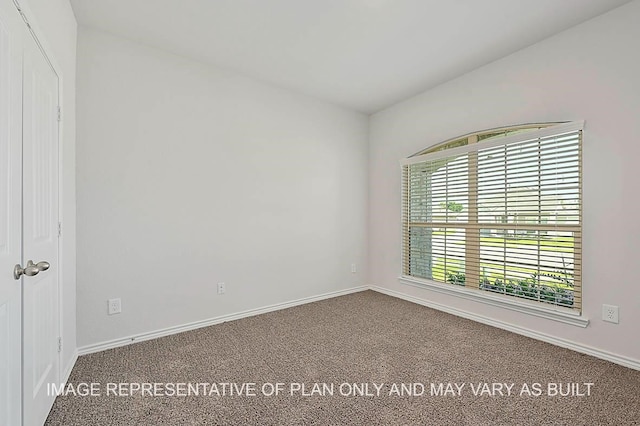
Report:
11,0,69,383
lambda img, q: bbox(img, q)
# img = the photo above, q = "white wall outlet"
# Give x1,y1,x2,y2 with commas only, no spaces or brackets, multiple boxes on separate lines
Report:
602,304,619,324
351,263,357,273
217,282,226,295
108,298,121,315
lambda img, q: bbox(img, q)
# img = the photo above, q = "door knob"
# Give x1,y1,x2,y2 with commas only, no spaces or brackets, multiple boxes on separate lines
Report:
13,260,50,280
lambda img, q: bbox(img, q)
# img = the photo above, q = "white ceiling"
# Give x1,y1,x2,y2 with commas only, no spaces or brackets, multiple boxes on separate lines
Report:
70,0,631,113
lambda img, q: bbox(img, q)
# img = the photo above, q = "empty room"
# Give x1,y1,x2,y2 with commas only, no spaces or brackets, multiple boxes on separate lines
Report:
1,0,639,425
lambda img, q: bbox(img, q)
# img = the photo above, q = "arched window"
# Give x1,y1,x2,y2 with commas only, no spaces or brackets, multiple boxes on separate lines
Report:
401,122,583,312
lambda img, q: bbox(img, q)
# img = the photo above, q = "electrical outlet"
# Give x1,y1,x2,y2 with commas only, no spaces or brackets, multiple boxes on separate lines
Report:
602,304,619,324
351,263,357,273
108,298,121,315
217,282,226,295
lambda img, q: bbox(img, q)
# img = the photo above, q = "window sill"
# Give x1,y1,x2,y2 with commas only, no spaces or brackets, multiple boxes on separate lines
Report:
398,275,589,328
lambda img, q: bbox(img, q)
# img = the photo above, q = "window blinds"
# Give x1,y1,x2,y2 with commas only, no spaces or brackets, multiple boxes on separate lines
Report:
401,122,582,311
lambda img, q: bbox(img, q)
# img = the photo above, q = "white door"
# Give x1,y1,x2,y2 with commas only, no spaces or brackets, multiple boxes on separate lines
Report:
0,0,24,425
21,22,60,426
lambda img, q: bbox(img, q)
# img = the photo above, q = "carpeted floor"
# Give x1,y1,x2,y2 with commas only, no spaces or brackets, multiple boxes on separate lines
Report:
46,290,640,425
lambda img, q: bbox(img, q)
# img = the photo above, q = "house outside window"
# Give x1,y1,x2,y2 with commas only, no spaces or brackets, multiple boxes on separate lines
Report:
401,122,583,312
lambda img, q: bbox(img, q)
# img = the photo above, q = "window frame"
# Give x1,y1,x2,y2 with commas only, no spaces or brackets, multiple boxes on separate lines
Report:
399,121,588,327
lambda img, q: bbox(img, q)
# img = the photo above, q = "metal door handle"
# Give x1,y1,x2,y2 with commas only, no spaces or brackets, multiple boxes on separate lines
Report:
13,260,50,280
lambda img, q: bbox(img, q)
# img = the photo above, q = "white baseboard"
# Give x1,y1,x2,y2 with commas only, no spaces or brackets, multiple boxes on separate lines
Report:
78,286,369,356
60,350,78,383
369,285,640,371
76,283,639,371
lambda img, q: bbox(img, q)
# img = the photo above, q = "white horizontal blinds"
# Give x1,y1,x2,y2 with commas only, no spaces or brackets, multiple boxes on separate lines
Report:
402,124,582,311
404,153,469,283
477,131,581,309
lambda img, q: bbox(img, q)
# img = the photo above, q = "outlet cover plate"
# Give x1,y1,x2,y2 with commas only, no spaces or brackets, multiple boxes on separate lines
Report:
108,298,121,315
602,304,619,324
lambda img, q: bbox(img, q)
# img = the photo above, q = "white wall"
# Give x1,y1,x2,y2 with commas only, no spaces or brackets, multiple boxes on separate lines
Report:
369,1,640,363
76,28,369,348
21,0,77,376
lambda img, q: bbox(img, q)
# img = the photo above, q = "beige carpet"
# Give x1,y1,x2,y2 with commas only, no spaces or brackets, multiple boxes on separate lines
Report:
46,290,640,425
